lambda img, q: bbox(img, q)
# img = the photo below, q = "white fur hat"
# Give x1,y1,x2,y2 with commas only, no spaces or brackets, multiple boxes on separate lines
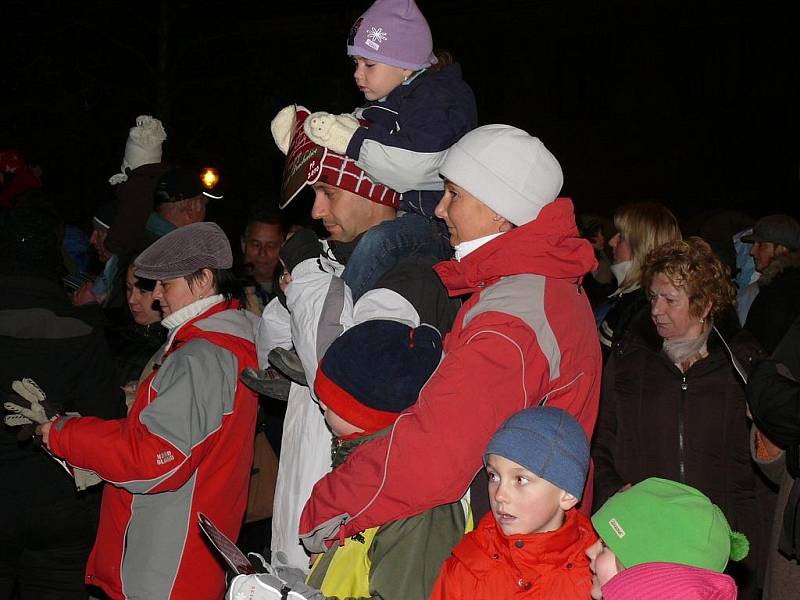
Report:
108,115,167,185
439,125,563,226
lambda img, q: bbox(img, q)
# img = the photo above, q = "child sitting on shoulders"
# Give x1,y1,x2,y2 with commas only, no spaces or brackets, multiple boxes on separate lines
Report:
587,477,748,599
272,0,477,300
430,406,598,599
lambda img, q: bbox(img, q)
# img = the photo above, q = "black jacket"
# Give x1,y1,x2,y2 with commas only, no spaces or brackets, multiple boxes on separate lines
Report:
0,275,125,504
744,252,800,354
747,316,800,557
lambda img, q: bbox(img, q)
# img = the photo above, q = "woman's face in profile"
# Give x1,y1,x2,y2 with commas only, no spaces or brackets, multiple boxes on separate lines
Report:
608,231,632,264
435,181,498,247
126,266,161,326
648,272,706,341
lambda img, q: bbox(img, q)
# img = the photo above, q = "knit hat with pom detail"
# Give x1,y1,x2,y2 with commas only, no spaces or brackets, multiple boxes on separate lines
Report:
314,319,442,434
346,0,437,71
592,478,749,573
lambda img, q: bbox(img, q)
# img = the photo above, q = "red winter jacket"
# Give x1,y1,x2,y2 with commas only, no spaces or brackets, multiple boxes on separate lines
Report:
49,300,259,599
430,509,597,599
299,198,601,550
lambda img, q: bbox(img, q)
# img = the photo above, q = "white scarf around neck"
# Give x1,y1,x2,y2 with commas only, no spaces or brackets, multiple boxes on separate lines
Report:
454,232,504,261
162,294,225,331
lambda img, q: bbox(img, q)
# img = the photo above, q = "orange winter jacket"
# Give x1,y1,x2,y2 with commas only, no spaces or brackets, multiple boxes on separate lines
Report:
430,509,597,600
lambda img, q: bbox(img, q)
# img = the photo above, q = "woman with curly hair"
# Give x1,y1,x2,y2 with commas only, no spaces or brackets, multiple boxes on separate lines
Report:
592,237,766,596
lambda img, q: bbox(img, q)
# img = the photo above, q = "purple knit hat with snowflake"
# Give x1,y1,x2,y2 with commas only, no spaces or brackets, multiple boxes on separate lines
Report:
346,0,437,71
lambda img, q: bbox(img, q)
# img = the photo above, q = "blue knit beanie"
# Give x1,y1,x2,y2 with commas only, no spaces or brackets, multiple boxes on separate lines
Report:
485,406,589,499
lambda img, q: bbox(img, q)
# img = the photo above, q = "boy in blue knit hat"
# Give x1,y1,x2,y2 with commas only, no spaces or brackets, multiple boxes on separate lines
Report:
431,407,598,599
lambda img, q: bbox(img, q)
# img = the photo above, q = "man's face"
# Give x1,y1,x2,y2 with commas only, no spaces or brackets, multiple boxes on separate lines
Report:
242,222,284,283
750,241,783,272
310,182,379,242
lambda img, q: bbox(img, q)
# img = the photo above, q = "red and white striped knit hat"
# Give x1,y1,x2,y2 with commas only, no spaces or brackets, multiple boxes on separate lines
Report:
279,106,399,210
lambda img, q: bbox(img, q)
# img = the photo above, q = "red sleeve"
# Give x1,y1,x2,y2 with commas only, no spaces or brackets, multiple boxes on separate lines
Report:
48,342,232,494
300,316,550,542
48,414,204,494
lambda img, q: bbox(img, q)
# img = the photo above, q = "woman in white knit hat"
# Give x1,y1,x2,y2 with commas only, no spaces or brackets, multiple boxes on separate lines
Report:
299,125,604,556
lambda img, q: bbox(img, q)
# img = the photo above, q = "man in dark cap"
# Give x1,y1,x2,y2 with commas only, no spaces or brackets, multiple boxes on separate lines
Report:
0,203,125,599
28,222,260,600
743,214,800,353
148,167,222,234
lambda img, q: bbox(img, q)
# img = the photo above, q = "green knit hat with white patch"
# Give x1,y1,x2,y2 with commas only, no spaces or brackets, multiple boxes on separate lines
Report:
591,478,749,573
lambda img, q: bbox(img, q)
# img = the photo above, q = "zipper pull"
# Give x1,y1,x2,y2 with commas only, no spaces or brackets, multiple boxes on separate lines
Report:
681,376,688,391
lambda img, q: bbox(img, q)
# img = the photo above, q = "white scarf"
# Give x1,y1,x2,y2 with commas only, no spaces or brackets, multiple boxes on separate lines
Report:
162,294,225,331
454,233,504,261
610,260,632,287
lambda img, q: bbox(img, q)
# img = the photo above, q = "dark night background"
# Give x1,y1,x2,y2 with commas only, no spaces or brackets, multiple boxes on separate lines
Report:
3,0,798,237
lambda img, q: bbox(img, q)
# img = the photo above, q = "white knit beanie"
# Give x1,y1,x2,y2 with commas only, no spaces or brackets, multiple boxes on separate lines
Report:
439,125,563,226
108,115,167,185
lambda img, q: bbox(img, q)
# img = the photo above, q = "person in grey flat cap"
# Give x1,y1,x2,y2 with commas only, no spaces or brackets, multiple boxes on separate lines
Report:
34,221,262,600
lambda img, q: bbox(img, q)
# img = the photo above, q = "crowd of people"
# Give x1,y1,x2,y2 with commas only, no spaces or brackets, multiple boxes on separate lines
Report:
2,0,800,599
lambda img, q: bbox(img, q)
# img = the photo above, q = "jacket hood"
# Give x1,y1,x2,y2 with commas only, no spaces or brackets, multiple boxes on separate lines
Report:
602,562,737,599
434,198,597,296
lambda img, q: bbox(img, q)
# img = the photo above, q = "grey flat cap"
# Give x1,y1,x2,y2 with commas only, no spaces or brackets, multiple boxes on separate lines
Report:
134,222,233,280
741,214,800,250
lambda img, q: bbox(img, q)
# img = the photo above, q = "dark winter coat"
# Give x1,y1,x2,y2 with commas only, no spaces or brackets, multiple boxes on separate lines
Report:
593,311,764,587
748,316,800,560
598,287,648,363
744,252,800,354
105,162,169,255
0,275,125,501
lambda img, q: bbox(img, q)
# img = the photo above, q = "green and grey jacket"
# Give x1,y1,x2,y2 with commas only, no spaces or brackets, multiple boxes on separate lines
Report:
306,428,470,600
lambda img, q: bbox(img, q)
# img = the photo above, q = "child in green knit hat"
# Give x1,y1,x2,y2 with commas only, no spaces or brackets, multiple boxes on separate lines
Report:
585,478,749,599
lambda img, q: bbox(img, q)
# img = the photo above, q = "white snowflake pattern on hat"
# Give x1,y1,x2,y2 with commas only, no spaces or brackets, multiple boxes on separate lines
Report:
365,26,388,50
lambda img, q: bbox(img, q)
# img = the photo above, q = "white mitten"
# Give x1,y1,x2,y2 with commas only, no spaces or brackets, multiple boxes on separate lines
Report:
304,112,360,155
271,105,298,155
109,115,167,184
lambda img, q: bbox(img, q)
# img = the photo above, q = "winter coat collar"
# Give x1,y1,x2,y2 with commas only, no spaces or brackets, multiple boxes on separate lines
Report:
757,251,800,287
453,509,596,580
434,198,597,297
374,63,465,107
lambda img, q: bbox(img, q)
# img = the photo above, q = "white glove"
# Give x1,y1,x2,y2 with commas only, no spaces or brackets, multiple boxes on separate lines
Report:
227,573,323,600
4,378,56,426
304,111,360,155
271,105,298,155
